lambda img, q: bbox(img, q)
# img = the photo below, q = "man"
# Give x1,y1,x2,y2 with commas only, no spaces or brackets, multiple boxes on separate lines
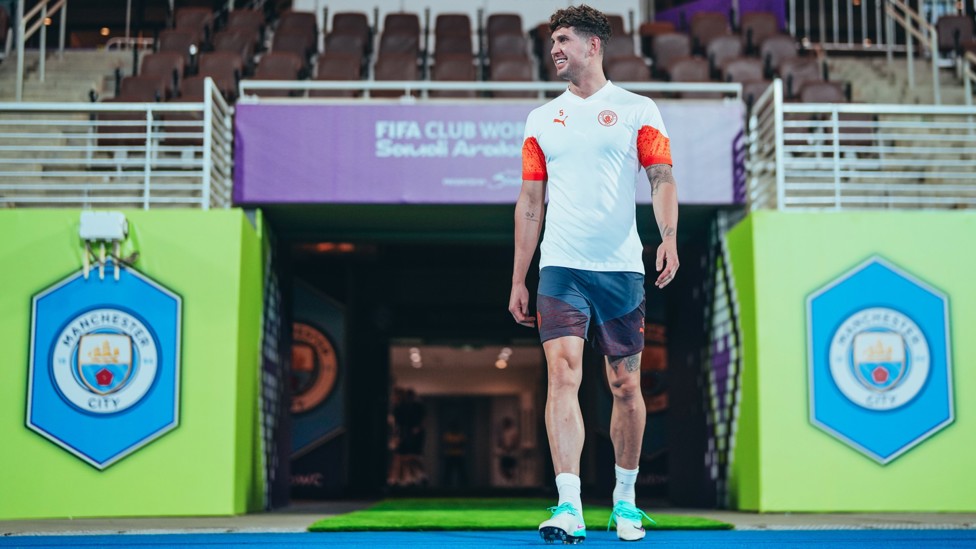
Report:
508,4,679,544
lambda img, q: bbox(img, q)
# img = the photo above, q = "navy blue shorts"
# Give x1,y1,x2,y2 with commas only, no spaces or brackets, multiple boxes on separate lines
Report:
536,266,646,357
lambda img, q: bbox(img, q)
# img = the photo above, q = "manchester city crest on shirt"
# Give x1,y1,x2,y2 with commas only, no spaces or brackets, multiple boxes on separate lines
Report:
807,257,953,464
27,263,182,470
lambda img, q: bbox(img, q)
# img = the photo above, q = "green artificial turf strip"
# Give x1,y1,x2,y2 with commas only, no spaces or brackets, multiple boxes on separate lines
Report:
308,498,733,531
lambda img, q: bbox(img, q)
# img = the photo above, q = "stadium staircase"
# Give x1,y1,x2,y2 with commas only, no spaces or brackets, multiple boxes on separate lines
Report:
827,54,969,104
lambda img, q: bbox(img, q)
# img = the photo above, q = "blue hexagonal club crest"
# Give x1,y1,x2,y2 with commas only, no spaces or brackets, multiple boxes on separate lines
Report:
807,256,953,464
27,263,182,470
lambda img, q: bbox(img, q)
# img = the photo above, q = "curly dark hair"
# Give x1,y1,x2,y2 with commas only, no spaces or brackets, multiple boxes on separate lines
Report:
548,4,612,52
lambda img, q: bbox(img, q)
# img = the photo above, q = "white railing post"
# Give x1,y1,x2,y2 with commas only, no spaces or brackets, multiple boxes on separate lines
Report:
831,108,841,210
930,27,941,105
15,0,24,101
59,0,66,59
39,2,47,83
906,17,915,91
143,109,152,210
773,79,785,211
202,78,214,210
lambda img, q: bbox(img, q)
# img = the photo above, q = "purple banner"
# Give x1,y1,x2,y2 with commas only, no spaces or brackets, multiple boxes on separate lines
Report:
234,101,744,205
657,0,787,32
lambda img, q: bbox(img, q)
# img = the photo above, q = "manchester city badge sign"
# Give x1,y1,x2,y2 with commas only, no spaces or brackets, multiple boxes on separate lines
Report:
27,263,182,470
807,257,953,464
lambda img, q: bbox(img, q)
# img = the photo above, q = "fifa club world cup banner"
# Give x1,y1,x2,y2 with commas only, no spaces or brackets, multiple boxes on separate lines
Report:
234,101,744,205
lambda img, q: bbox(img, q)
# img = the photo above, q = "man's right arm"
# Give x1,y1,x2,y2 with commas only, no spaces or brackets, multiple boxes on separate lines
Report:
509,179,546,327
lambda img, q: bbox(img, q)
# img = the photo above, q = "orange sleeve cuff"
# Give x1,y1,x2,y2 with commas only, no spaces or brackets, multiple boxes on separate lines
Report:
521,137,547,181
637,125,672,167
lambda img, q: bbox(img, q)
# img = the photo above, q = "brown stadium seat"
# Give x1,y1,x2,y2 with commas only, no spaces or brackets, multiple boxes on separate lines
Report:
174,6,213,46
430,54,478,98
213,29,257,71
487,13,522,37
723,56,764,82
384,12,420,36
668,56,722,98
311,53,363,97
98,76,166,147
436,13,472,38
434,34,474,61
606,55,651,83
277,10,318,39
489,55,535,98
779,57,823,99
606,14,627,37
373,52,420,98
707,34,743,78
139,52,184,99
690,11,731,53
639,21,676,58
604,35,636,64
379,30,420,57
651,32,692,78
532,22,552,62
157,29,198,67
226,8,265,36
196,51,244,101
936,15,974,55
488,32,529,62
251,51,304,97
272,29,316,66
325,31,367,57
760,33,798,78
740,11,779,55
332,12,370,41
800,80,847,103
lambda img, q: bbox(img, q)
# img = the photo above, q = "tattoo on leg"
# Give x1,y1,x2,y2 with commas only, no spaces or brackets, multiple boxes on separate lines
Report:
609,354,642,374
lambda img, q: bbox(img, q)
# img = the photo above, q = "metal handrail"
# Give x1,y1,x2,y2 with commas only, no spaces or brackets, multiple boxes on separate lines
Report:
16,0,68,102
238,79,744,101
885,0,941,104
747,79,976,211
0,78,233,210
964,51,976,107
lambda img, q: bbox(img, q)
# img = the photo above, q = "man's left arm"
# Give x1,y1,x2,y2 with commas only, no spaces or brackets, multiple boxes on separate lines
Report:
647,163,679,288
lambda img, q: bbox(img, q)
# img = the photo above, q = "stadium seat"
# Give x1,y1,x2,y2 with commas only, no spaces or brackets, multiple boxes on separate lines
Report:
436,14,472,38
430,54,478,98
384,12,421,36
174,6,213,46
651,32,692,78
690,11,731,53
139,52,184,99
489,55,535,98
799,80,847,103
213,29,257,72
487,13,522,38
332,12,370,45
277,10,318,39
434,34,474,62
668,56,721,98
936,15,974,55
226,8,265,36
723,57,764,82
325,31,367,57
311,53,363,97
606,55,652,85
379,30,421,57
251,51,304,97
157,29,198,68
196,51,244,101
760,34,798,78
604,35,637,65
779,57,824,99
272,30,316,68
607,14,627,37
740,11,779,55
639,21,676,58
488,32,529,62
373,52,421,97
707,34,743,78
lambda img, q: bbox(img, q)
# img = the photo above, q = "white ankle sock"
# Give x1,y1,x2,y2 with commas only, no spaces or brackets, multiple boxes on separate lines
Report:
613,465,638,505
555,472,583,517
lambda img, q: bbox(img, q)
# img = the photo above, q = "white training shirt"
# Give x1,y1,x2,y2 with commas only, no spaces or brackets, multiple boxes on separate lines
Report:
521,81,672,275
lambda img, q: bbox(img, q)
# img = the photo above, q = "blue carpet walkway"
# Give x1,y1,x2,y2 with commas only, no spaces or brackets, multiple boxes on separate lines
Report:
2,530,976,548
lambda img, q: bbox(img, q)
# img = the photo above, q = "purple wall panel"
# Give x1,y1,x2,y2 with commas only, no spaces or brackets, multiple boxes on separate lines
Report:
234,101,743,206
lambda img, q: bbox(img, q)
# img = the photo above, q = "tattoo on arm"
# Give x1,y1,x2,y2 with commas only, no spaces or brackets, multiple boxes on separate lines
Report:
649,164,675,196
659,223,675,238
523,210,539,223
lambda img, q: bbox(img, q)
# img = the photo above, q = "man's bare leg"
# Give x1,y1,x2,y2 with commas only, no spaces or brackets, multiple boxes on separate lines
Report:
538,336,588,543
543,336,586,475
605,353,645,470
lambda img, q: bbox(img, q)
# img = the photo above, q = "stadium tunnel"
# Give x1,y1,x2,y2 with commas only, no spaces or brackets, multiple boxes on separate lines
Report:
263,201,741,508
